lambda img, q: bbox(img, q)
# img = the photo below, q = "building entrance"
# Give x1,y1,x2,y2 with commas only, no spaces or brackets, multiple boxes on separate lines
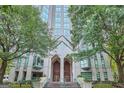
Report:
53,61,60,82
64,61,71,82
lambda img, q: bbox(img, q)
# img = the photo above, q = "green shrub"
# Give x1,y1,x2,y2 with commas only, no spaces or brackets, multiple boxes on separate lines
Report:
9,82,32,88
20,84,32,88
9,83,20,88
93,84,113,88
77,75,82,77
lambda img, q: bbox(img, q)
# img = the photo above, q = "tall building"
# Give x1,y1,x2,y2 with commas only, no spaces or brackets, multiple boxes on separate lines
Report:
9,5,114,83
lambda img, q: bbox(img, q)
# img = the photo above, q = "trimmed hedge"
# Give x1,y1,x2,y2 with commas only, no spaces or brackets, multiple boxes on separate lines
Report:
9,83,32,88
8,80,33,88
93,84,113,88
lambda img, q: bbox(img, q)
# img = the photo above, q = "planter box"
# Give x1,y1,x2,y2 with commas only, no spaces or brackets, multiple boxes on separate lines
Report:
32,77,47,88
77,77,92,88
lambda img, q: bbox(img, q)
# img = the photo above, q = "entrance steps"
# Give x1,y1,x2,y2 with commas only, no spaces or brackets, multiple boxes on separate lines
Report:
44,82,80,88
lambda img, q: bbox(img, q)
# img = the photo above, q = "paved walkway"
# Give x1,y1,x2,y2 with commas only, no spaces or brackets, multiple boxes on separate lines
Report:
44,82,80,88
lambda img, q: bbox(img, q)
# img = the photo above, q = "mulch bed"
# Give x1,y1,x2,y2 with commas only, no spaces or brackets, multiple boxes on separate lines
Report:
112,83,124,88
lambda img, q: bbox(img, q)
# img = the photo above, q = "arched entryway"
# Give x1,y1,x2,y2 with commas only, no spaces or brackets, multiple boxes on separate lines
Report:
53,61,60,81
64,59,72,82
51,55,60,82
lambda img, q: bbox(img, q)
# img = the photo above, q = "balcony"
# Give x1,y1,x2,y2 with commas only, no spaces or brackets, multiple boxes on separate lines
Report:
33,64,43,69
81,65,91,70
80,59,91,70
33,56,43,70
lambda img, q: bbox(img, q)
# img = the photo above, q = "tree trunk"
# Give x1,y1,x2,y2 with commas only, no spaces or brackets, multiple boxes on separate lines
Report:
0,60,7,84
116,62,124,83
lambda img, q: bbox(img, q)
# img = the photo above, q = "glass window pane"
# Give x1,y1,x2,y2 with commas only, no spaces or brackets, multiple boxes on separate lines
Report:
64,18,69,23
64,7,68,12
56,13,61,17
104,72,108,80
64,30,70,37
53,28,62,36
64,24,70,28
56,8,61,12
97,72,100,81
55,23,61,28
55,18,61,23
64,13,68,17
81,72,92,80
80,59,89,68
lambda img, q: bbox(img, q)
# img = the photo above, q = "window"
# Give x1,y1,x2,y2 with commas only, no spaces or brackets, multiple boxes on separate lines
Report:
24,53,30,68
23,72,26,80
64,29,70,37
100,53,106,68
41,59,44,66
64,18,69,23
37,57,44,67
37,57,41,66
64,7,68,12
64,23,70,28
55,23,61,28
54,28,62,35
41,6,49,22
64,13,68,18
42,12,48,22
33,56,37,66
104,72,108,81
55,13,61,17
16,58,21,69
97,72,100,81
79,44,87,51
80,59,89,68
33,56,43,69
56,8,61,12
56,5,61,8
94,55,99,68
55,18,61,23
14,71,19,81
81,72,92,80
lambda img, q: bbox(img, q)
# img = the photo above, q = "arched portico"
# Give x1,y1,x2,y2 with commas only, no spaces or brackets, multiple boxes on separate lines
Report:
53,61,60,81
51,55,72,82
51,55,60,82
64,58,72,82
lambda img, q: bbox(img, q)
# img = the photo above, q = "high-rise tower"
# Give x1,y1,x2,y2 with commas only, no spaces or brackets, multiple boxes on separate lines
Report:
9,5,113,83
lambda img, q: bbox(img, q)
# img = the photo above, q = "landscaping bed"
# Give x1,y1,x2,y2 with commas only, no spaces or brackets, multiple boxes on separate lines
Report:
112,83,124,88
8,80,33,88
0,77,47,88
93,83,113,88
9,83,32,88
77,77,92,88
92,81,124,88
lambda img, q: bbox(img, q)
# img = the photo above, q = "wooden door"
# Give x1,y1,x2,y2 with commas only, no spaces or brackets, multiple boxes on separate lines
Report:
64,61,71,82
53,61,60,82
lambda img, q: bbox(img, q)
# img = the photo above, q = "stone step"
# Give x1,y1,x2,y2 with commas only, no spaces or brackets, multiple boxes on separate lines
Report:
44,82,80,88
32,82,41,88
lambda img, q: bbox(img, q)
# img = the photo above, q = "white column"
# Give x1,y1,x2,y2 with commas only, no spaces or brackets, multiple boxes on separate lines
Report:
107,68,114,81
91,56,97,81
72,61,76,82
104,53,114,81
26,53,34,80
48,56,52,80
60,57,64,83
96,53,104,81
17,58,25,81
8,59,17,82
